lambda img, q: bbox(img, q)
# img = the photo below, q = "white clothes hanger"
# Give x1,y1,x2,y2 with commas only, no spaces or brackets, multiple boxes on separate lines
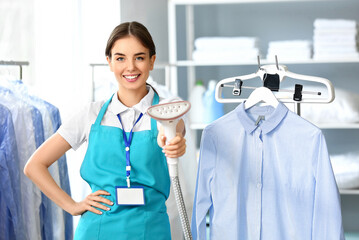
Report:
215,58,335,104
244,86,279,109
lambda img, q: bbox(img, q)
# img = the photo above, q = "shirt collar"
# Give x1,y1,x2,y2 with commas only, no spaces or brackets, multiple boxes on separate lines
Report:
108,85,155,115
236,102,288,135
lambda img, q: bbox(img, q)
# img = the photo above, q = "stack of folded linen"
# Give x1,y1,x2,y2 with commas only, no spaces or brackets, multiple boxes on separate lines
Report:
313,18,359,60
301,87,359,124
331,152,359,189
192,37,260,62
266,40,312,61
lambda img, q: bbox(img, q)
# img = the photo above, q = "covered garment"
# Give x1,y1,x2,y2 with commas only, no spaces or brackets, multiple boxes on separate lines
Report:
0,87,41,240
74,93,171,240
192,102,344,240
43,99,73,240
0,81,72,240
0,104,25,240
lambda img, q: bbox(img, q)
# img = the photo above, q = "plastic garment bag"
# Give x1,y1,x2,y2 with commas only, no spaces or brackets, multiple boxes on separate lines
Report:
0,104,26,240
0,80,73,240
0,87,41,240
3,80,68,240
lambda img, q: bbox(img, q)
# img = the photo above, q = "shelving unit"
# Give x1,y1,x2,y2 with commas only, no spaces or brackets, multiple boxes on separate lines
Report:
340,189,359,195
168,0,359,236
175,58,359,66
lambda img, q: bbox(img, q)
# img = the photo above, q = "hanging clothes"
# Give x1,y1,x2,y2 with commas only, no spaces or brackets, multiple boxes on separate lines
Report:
5,80,73,240
41,98,73,240
0,87,42,240
0,80,72,240
0,103,26,240
192,102,344,240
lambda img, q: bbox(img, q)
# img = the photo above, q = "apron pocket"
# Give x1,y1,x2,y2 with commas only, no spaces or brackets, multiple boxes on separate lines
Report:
144,211,171,240
98,209,146,240
74,211,102,240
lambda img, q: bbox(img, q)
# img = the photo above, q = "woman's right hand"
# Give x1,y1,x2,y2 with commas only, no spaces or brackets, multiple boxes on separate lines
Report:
71,190,114,216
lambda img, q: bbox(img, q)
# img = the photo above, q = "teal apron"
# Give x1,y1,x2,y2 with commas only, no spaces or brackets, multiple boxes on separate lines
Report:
74,93,171,240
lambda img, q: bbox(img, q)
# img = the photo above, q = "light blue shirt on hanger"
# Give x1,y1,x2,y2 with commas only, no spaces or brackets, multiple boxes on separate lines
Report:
192,102,344,240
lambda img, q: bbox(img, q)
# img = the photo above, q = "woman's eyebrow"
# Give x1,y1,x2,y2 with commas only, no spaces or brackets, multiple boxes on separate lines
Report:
113,52,146,56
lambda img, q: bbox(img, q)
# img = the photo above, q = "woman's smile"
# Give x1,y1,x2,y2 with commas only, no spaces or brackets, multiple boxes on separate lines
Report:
123,74,141,82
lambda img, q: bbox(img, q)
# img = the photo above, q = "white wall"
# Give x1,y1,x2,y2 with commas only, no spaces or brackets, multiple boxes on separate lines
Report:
120,0,169,63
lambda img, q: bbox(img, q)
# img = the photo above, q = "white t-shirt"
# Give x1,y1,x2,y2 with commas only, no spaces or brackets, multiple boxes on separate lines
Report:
58,85,180,150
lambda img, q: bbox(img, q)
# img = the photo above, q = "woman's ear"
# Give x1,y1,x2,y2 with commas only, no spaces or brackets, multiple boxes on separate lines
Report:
107,56,114,72
150,55,156,70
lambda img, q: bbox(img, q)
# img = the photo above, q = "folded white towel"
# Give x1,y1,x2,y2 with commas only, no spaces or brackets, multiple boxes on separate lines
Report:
313,42,358,50
314,35,357,44
266,53,312,61
314,18,357,29
314,48,358,55
268,40,312,49
268,47,311,52
301,87,359,123
314,29,358,36
192,49,260,62
267,48,311,54
330,152,359,189
194,37,259,51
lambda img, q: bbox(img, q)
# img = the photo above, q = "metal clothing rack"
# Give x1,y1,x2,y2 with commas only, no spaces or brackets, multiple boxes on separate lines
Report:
0,60,30,80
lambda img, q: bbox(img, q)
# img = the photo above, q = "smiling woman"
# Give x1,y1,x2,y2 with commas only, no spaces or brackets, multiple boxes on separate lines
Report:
24,21,187,240
106,33,156,107
105,22,157,107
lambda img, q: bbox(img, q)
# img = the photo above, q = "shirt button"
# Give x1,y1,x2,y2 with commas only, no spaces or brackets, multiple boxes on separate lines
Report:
257,183,262,189
125,147,130,151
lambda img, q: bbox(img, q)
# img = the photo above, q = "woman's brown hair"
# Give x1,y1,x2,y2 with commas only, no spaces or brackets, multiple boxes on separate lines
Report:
105,21,156,59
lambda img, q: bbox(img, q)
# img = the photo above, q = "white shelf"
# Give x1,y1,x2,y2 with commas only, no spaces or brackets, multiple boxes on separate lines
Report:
191,122,359,130
174,59,359,67
339,189,359,195
170,0,331,5
317,123,359,129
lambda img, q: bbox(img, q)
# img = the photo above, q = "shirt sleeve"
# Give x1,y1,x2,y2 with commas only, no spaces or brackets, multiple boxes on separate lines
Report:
312,131,345,240
57,102,102,151
191,127,216,240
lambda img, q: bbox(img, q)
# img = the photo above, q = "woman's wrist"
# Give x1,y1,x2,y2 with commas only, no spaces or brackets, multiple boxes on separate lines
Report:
63,198,78,216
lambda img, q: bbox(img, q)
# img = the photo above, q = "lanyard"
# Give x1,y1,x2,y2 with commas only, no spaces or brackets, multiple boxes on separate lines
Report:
117,112,143,188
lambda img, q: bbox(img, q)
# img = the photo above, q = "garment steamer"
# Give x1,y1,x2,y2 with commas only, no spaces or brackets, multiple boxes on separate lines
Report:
147,101,193,240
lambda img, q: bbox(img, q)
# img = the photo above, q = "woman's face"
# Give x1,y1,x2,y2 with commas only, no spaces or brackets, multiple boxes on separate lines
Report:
107,35,156,93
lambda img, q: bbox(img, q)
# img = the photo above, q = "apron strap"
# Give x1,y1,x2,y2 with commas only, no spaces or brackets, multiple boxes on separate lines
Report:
95,91,160,129
94,94,114,126
150,92,159,134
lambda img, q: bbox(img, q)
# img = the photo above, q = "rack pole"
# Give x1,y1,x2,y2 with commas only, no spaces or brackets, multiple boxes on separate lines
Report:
19,65,23,80
0,61,29,80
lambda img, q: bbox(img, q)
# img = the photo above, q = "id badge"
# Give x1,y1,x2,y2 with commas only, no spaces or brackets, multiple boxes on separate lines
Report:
116,186,145,205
